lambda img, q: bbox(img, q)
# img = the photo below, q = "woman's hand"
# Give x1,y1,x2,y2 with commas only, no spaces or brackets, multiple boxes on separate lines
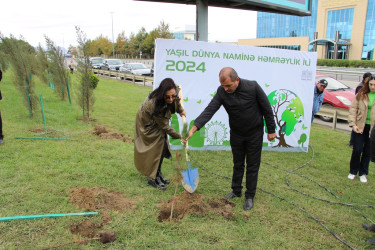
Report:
353,125,361,133
180,110,186,117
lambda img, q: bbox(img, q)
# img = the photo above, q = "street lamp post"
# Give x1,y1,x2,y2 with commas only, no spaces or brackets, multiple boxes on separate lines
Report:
110,12,115,57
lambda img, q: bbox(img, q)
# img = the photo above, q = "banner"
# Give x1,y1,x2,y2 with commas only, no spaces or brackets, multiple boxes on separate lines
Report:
154,39,317,152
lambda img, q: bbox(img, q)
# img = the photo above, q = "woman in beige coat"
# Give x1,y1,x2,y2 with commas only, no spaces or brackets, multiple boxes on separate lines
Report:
348,76,375,183
134,78,186,190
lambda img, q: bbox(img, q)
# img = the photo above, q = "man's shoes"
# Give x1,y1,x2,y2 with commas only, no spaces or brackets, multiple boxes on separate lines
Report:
0,138,3,145
368,239,375,246
224,192,241,199
243,198,254,211
363,224,375,232
360,175,368,183
158,171,170,185
347,173,355,180
147,178,166,191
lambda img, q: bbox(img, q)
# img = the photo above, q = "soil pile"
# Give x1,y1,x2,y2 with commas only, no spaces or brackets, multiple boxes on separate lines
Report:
93,125,132,142
70,215,116,243
70,218,105,238
157,192,236,222
69,187,138,211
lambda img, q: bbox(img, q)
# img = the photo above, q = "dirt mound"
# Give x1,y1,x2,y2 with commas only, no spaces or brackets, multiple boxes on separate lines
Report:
70,214,116,243
70,218,104,238
93,125,132,142
69,187,138,211
157,192,236,222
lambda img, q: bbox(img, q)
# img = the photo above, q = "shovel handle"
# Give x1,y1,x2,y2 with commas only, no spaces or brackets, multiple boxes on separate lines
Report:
178,85,189,162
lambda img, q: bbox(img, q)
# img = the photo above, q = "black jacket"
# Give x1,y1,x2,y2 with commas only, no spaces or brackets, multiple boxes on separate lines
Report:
194,78,276,137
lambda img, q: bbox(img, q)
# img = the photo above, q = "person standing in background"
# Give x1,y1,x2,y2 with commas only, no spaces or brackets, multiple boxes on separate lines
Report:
348,75,375,183
349,72,372,147
311,79,328,123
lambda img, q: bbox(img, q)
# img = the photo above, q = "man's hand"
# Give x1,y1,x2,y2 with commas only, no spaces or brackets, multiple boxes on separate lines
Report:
185,125,198,141
267,133,277,141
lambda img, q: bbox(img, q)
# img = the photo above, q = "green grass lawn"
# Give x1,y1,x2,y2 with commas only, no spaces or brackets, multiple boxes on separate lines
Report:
0,69,374,249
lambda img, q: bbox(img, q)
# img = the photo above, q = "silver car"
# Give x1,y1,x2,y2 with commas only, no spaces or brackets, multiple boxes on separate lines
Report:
101,59,123,71
89,57,104,69
119,63,151,76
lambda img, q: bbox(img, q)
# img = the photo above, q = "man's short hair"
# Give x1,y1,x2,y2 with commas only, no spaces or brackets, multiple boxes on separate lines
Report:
219,67,238,82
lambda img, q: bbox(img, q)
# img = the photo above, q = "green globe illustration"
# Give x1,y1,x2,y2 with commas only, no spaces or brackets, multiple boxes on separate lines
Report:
267,89,305,148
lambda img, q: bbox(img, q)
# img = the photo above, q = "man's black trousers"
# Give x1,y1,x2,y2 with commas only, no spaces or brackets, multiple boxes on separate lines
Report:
230,129,263,199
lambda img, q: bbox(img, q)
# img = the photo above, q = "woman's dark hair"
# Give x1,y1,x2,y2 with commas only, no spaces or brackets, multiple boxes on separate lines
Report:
363,72,372,82
148,78,177,117
356,77,372,101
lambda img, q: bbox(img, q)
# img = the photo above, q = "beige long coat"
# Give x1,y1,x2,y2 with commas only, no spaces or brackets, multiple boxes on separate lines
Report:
348,95,375,133
134,94,184,179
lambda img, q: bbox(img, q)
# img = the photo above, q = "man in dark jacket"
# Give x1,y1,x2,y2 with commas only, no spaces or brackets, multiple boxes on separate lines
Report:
186,67,276,210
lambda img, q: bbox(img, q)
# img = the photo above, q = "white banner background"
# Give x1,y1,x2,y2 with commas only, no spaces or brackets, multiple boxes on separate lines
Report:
154,39,317,152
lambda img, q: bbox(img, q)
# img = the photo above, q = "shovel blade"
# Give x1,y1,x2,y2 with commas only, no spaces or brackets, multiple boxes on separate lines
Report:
181,167,199,193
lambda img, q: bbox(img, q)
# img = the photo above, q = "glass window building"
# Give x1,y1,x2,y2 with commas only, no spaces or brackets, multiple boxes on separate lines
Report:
241,0,375,60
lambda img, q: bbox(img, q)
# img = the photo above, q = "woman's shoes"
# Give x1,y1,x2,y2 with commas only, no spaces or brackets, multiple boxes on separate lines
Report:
147,171,170,190
158,171,170,185
148,178,166,190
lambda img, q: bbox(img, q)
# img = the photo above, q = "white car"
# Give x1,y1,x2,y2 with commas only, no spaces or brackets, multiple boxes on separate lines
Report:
119,63,151,76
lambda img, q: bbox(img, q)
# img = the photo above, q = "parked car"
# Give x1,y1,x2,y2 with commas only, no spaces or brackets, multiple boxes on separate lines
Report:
315,73,355,122
119,63,152,76
101,59,123,71
89,57,104,69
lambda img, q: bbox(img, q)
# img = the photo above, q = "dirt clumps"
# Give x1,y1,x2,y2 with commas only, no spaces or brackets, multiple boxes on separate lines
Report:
70,218,104,238
68,186,137,244
69,186,138,211
157,192,236,222
70,219,116,244
93,125,132,142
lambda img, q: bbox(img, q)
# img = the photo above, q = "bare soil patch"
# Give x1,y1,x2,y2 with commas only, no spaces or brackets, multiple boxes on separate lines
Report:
69,216,116,245
157,192,236,222
92,125,132,142
29,128,44,133
68,187,139,243
69,186,138,211
70,218,105,238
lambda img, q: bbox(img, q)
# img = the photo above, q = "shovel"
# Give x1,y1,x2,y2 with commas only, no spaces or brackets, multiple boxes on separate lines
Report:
178,85,199,193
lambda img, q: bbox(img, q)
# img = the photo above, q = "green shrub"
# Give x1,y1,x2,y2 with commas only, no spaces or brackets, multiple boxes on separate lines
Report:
89,72,99,89
317,58,375,68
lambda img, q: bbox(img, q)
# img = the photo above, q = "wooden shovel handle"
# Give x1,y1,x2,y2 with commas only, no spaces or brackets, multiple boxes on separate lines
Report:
178,85,189,160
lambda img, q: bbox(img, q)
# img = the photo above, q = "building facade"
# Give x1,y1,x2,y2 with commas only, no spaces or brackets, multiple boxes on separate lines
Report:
238,0,375,60
173,25,196,40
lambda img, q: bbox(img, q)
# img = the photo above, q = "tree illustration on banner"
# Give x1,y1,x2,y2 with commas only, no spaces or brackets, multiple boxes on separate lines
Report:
267,89,304,148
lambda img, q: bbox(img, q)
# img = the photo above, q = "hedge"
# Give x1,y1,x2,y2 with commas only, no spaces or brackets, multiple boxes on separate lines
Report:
317,59,375,68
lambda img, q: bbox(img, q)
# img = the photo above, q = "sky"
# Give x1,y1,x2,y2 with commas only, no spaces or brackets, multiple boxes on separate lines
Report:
0,0,257,49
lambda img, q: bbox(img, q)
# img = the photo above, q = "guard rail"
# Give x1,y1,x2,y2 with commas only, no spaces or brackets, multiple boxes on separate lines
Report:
316,106,349,130
92,69,153,86
317,68,365,81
